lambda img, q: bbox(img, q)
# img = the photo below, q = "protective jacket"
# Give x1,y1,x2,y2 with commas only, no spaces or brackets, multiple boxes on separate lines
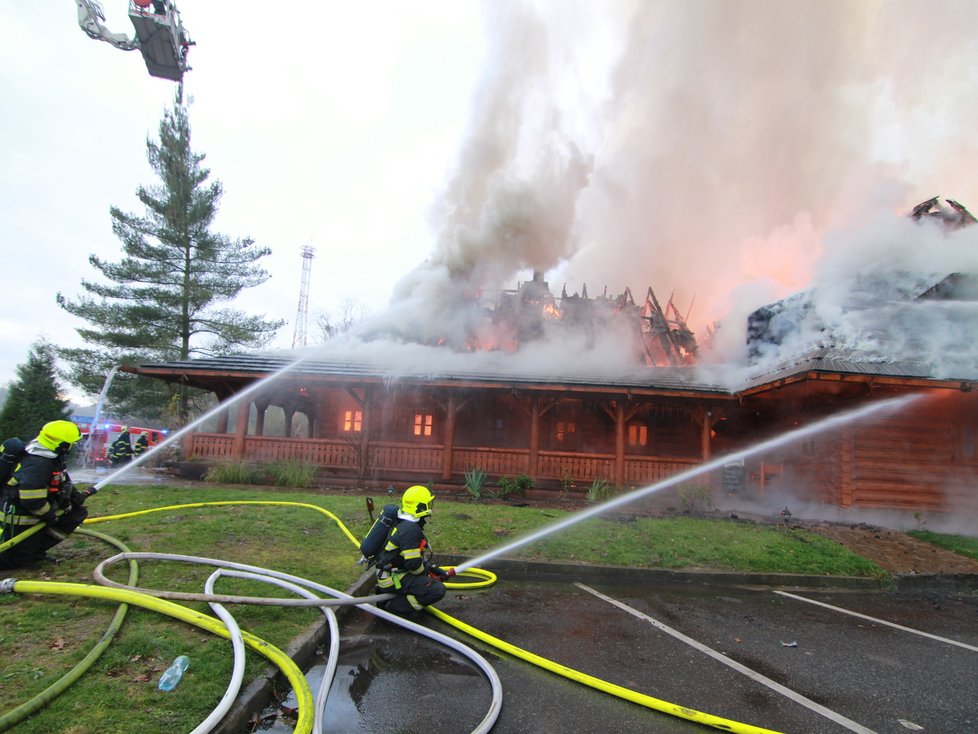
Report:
133,434,149,456
375,514,446,614
0,441,88,569
4,442,68,523
109,433,134,464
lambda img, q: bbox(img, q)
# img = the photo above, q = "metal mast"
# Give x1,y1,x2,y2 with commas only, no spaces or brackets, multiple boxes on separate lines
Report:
292,245,316,348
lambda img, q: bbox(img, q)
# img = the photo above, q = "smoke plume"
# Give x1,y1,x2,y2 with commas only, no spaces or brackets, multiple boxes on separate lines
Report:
362,0,978,380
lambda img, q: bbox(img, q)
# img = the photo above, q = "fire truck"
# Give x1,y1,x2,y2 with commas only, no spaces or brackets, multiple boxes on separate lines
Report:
73,419,167,467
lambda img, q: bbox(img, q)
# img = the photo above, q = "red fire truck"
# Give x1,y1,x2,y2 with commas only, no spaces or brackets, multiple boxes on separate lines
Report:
73,420,167,467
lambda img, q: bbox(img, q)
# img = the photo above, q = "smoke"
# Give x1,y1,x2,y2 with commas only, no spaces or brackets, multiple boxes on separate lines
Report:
363,0,978,379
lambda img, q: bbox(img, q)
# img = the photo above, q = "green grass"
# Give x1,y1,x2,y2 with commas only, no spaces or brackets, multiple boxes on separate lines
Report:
0,482,965,733
907,529,978,561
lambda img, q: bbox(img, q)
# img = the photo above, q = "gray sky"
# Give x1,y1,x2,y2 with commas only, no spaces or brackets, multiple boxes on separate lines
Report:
2,2,484,395
4,1,978,399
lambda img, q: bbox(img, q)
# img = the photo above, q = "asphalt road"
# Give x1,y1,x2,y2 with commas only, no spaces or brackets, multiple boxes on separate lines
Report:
316,576,978,734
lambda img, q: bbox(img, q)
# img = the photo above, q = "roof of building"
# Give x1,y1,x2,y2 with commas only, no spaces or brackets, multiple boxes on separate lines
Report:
129,350,732,398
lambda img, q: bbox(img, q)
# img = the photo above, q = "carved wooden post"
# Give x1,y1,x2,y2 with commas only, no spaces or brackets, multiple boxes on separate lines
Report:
254,400,269,437
442,392,456,481
232,399,250,459
700,408,713,461
528,396,540,480
614,399,626,487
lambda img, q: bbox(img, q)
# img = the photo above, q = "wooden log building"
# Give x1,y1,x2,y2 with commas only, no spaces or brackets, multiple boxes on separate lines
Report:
124,348,978,518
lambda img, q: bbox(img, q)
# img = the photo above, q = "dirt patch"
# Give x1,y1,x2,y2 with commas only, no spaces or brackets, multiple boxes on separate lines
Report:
804,522,978,575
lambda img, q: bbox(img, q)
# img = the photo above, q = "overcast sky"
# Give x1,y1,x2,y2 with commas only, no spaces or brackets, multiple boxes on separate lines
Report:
2,2,485,395
4,1,978,399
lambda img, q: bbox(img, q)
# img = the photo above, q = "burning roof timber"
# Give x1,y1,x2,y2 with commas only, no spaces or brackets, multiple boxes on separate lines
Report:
378,271,698,368
745,197,978,381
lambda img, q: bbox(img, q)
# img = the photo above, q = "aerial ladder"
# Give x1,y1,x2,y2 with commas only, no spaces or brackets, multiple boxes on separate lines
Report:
76,0,193,82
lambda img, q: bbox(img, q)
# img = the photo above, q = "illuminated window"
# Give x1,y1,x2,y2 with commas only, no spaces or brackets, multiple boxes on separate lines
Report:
343,410,362,433
556,421,575,442
414,413,433,437
628,424,648,447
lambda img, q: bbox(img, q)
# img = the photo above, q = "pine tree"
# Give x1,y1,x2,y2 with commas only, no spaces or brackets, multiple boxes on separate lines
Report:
0,341,72,442
57,93,283,422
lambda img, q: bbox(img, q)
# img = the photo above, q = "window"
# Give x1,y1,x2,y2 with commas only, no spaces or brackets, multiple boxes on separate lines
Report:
342,410,362,433
414,413,433,437
628,424,648,447
556,421,575,442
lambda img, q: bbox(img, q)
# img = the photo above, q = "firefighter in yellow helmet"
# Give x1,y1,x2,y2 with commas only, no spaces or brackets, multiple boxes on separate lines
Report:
374,485,452,615
0,421,96,570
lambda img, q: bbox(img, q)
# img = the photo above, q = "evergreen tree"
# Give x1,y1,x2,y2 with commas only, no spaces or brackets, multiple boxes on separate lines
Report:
57,93,283,422
0,341,71,442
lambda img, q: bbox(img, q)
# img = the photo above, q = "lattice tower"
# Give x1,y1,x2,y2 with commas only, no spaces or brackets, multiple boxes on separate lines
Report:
292,245,316,348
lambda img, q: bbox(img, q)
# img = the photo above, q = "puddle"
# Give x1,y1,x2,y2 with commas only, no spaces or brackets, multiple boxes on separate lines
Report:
256,622,490,733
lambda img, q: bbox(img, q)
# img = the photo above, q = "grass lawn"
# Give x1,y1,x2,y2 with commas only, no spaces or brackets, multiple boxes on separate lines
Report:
0,481,934,733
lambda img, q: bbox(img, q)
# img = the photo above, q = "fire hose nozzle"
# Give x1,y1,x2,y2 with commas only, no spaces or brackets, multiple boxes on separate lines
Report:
446,567,456,578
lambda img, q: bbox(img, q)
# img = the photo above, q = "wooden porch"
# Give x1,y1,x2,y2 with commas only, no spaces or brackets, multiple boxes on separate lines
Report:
185,433,699,489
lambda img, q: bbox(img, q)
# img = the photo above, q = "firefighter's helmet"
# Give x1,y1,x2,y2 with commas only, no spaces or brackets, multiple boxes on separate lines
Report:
36,420,82,454
401,485,434,519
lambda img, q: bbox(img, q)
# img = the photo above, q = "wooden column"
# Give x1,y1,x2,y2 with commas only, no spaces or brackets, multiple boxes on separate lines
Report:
614,399,626,487
254,400,268,437
284,409,295,438
441,392,457,481
528,396,540,480
232,399,250,459
700,408,713,461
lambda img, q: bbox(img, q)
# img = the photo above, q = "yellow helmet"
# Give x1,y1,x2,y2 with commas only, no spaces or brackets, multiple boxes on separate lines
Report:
401,485,434,518
36,420,82,452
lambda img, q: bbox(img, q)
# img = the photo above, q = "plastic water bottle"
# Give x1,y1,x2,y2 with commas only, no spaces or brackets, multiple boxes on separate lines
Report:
158,655,190,691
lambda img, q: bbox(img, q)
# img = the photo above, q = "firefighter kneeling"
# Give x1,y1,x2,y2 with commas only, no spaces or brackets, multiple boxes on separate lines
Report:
0,421,96,570
374,485,453,616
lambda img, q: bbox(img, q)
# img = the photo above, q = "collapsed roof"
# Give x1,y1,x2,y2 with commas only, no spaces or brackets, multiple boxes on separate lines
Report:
746,197,978,381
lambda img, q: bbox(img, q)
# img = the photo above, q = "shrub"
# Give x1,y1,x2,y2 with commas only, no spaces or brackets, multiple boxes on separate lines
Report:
265,459,317,488
560,467,575,496
463,467,489,499
677,482,713,514
586,478,617,503
203,461,262,484
495,473,534,499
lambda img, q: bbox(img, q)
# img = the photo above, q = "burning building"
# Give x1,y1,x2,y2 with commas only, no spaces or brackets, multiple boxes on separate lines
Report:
122,201,978,526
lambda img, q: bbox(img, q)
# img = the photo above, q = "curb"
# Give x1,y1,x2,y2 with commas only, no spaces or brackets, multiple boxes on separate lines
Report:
440,555,978,593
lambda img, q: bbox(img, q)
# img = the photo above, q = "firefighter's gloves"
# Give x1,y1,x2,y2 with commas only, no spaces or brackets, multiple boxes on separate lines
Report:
427,564,452,581
67,486,97,510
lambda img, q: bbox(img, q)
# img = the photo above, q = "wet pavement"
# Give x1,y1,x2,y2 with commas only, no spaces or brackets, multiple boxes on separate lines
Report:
263,572,978,733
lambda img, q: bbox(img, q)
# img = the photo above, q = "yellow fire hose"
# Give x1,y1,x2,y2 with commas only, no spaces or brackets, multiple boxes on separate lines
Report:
1,577,314,734
83,499,780,733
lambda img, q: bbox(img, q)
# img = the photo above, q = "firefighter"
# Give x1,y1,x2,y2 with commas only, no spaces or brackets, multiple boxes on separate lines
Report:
133,432,150,457
0,420,95,570
375,485,451,615
108,427,134,467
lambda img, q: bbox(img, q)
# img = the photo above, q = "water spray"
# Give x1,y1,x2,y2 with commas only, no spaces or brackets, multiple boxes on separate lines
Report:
455,392,922,573
90,354,319,490
80,365,120,469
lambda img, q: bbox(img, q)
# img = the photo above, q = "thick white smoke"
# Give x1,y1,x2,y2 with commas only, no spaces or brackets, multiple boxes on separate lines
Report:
358,0,978,381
